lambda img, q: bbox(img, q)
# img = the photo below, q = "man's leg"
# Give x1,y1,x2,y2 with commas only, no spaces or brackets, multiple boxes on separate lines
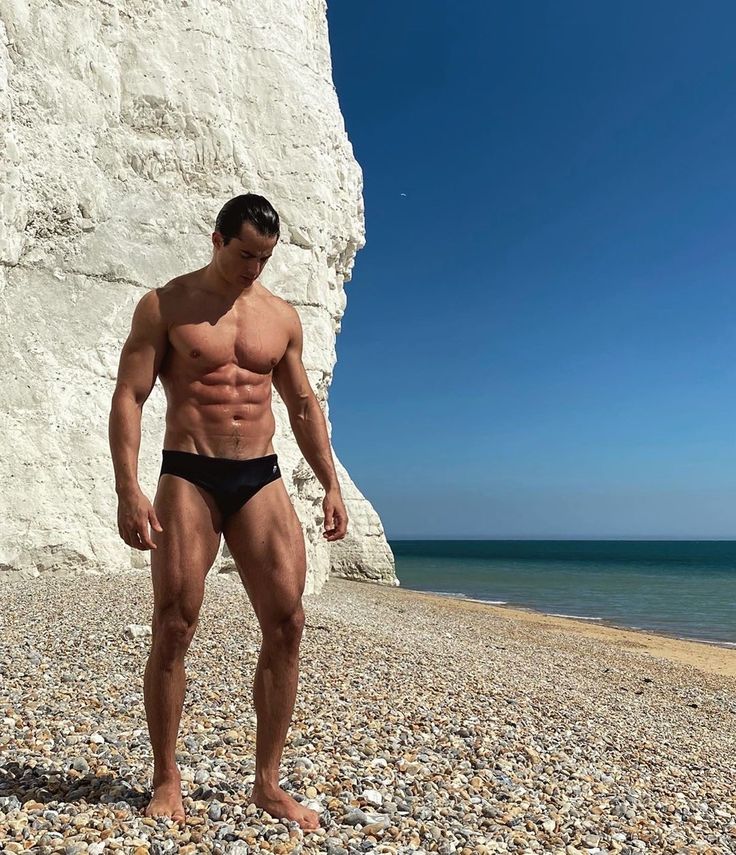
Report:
144,474,222,822
222,477,319,831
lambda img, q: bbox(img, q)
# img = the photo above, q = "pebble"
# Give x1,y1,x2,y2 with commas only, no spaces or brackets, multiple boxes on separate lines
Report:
362,787,383,807
0,573,735,854
124,623,152,639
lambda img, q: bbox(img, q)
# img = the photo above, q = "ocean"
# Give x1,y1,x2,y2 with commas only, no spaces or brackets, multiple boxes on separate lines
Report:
389,540,736,647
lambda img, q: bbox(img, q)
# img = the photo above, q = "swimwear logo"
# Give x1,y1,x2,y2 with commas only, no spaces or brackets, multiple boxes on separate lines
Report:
273,465,278,473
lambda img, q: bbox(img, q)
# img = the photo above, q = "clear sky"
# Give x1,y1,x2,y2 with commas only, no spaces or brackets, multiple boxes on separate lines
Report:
325,1,736,540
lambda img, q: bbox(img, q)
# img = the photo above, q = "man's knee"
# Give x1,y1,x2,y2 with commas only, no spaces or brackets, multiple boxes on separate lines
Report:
152,609,199,660
261,603,305,648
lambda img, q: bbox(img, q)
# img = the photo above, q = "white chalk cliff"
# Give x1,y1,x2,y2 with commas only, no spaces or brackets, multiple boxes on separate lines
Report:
0,0,396,592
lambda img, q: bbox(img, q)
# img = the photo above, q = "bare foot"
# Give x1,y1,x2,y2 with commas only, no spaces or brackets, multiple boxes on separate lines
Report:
249,784,321,831
145,778,186,825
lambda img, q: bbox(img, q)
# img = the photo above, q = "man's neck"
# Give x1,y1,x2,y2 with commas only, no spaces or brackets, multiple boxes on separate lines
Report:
200,263,257,301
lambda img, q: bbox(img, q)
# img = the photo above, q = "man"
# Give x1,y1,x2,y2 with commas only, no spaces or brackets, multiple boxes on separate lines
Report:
108,193,348,831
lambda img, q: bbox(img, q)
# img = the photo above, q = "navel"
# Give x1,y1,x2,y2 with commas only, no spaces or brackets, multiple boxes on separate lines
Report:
191,349,200,358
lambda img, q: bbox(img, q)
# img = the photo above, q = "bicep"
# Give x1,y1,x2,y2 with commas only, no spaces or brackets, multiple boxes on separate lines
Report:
114,291,168,405
272,308,313,413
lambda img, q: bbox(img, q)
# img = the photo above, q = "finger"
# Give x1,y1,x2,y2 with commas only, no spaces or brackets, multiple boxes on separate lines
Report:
332,511,346,535
125,522,141,546
141,529,157,550
149,509,163,533
137,523,156,550
330,518,347,539
324,522,341,539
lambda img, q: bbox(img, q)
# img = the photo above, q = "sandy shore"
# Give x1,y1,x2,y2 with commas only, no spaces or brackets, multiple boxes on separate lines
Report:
400,587,736,680
1,571,736,854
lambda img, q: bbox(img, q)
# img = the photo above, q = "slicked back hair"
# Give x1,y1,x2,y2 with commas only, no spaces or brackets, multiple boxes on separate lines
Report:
215,193,280,245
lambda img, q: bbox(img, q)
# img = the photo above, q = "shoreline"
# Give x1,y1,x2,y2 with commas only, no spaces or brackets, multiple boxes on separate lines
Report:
387,582,736,679
419,586,736,649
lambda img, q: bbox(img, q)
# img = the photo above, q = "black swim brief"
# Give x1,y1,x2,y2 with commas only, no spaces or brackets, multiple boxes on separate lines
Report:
159,450,282,520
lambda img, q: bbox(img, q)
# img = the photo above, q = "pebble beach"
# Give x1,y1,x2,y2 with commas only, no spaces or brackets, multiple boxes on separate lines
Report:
1,571,736,855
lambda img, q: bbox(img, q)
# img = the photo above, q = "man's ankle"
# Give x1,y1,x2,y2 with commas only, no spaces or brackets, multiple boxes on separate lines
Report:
253,777,282,795
152,768,182,788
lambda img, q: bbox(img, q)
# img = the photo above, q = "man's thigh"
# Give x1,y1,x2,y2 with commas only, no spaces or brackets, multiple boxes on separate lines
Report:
150,474,223,622
222,477,306,627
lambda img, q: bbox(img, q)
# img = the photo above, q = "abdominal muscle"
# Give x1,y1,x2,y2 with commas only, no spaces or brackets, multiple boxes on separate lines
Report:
159,359,277,460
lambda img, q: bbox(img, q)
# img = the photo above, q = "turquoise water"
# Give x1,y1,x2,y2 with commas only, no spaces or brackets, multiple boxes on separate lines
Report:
389,540,736,646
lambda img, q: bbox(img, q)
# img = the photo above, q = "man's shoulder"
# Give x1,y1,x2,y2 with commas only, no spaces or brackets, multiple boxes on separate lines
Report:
139,275,187,302
149,275,197,311
259,285,299,324
133,277,189,333
160,273,195,298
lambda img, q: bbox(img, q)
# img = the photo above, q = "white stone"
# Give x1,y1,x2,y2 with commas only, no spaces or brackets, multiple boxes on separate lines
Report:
361,787,383,807
123,624,152,640
0,0,395,592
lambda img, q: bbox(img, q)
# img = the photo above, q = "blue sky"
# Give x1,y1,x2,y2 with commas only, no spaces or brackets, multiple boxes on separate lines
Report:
325,1,736,539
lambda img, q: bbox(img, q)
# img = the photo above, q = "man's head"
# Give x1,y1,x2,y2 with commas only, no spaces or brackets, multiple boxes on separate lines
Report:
212,193,280,287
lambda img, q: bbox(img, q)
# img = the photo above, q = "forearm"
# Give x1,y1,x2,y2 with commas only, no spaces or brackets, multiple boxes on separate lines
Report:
290,397,340,493
108,391,144,497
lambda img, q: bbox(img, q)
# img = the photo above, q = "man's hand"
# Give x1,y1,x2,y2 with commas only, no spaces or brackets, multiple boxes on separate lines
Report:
117,489,164,550
322,489,348,541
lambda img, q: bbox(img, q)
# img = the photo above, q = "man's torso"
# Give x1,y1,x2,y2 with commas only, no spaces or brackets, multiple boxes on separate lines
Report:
156,271,290,459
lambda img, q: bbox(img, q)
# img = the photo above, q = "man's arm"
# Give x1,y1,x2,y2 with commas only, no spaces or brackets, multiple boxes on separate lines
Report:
108,288,169,549
272,304,348,541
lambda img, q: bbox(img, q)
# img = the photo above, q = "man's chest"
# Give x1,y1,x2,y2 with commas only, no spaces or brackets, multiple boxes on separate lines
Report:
168,312,288,375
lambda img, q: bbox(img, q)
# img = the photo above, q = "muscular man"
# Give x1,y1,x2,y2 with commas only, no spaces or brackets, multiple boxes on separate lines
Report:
108,193,348,831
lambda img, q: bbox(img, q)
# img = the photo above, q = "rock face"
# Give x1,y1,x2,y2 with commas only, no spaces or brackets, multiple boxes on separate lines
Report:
0,0,396,592
328,458,397,585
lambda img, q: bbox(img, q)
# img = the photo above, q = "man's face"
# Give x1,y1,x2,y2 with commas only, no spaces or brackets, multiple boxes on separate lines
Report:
213,221,278,287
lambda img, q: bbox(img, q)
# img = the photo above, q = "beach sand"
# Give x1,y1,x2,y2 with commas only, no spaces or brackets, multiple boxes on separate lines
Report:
1,571,735,854
406,588,736,680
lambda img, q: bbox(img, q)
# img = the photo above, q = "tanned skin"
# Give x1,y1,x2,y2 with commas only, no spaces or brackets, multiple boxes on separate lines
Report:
108,222,348,830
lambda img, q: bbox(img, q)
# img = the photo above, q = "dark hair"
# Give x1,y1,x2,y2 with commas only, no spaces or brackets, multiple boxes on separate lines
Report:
215,193,280,244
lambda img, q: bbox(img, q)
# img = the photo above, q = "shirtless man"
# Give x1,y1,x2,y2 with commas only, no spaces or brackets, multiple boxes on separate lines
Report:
108,193,348,831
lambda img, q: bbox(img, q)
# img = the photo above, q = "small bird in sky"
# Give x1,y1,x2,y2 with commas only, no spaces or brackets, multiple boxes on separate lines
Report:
400,193,407,197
